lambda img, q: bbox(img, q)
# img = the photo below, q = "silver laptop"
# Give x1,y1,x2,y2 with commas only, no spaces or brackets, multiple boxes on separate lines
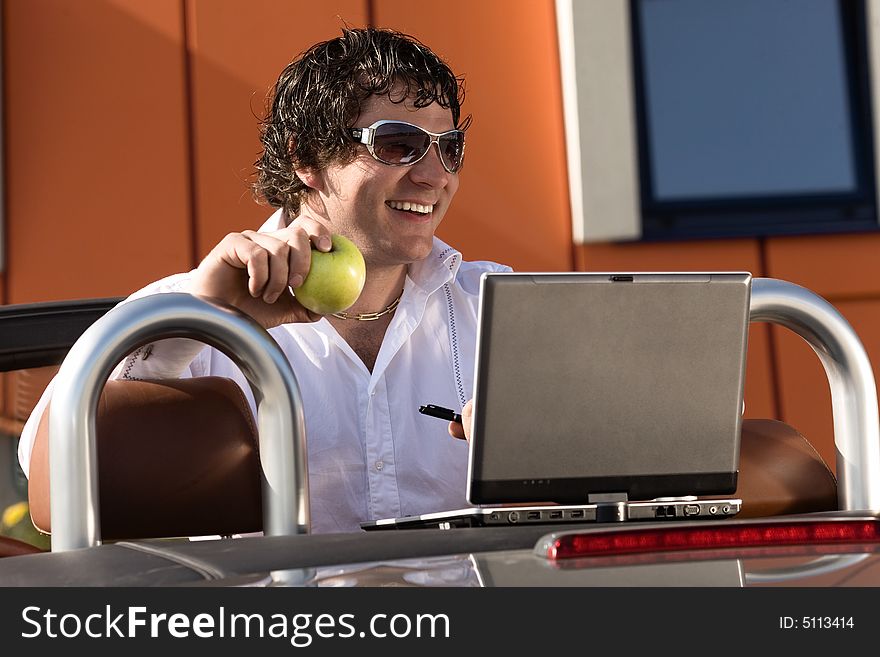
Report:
361,272,750,531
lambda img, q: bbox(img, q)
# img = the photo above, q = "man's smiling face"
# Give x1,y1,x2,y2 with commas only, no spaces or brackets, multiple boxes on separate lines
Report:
310,93,461,268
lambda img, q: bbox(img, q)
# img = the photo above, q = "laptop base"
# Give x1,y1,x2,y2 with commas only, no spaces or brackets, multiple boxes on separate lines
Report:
360,497,742,531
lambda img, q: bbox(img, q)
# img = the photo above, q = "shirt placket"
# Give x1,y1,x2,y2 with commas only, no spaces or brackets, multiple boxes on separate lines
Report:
364,375,401,520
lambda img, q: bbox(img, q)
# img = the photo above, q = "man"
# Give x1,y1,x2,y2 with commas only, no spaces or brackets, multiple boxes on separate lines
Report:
19,27,507,533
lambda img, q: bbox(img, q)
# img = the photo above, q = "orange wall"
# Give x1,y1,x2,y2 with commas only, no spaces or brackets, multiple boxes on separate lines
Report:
2,0,871,473
3,0,574,282
4,0,192,302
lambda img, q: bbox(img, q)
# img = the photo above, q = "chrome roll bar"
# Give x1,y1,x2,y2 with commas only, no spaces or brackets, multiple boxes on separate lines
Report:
48,293,309,552
750,278,880,512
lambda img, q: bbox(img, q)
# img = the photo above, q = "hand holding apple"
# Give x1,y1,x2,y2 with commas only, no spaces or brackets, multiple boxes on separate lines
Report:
191,224,335,328
292,234,366,315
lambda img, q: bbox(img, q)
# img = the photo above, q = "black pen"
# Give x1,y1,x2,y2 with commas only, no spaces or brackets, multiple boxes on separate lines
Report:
419,404,462,424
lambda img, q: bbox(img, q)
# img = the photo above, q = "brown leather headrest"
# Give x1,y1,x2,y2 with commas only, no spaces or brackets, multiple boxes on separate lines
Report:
29,377,263,540
729,418,838,517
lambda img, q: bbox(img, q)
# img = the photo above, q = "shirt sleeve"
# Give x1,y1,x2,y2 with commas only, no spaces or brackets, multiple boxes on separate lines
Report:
17,271,211,478
107,271,210,380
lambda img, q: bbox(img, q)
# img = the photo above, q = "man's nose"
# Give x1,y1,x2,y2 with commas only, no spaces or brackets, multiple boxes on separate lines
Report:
409,140,450,186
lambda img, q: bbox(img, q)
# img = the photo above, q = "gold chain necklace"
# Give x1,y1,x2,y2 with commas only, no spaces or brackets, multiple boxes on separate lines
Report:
332,291,403,321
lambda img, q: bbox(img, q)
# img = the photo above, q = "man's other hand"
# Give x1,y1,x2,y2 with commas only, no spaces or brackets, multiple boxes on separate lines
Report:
448,399,473,441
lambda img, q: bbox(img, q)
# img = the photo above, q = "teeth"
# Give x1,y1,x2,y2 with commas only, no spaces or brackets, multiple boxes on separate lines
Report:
388,201,433,214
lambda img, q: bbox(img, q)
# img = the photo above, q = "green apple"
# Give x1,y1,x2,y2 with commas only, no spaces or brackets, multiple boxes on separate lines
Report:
293,234,366,315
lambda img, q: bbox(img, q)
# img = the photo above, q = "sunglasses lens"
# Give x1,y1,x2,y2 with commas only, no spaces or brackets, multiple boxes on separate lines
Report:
440,132,465,172
373,123,431,165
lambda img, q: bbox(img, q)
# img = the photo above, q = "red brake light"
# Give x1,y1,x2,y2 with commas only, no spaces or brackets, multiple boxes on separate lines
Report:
545,519,880,560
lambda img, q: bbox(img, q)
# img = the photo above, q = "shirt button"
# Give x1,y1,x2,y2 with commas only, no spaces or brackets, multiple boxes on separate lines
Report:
375,461,384,471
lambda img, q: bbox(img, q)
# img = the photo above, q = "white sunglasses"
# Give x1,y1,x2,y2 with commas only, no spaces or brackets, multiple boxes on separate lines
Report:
349,120,466,173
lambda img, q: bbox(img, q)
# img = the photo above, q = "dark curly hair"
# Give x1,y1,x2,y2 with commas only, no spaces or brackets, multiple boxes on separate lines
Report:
253,28,468,217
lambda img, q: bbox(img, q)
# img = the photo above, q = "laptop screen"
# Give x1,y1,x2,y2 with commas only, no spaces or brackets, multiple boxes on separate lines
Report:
467,272,751,504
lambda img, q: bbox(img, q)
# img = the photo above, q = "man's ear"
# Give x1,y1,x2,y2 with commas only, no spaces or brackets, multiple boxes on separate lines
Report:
289,137,325,193
293,167,324,193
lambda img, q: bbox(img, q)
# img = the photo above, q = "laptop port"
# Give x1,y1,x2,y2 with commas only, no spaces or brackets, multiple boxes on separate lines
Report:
655,506,666,517
722,505,731,514
666,505,676,517
569,510,584,519
549,510,563,519
507,511,520,523
709,506,718,515
527,511,541,520
684,504,701,516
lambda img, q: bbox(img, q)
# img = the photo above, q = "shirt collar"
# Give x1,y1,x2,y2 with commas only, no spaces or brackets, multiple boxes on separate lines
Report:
258,208,288,231
407,237,463,296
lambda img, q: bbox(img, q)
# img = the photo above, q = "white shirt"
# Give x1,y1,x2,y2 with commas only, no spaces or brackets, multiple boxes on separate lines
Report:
18,210,512,533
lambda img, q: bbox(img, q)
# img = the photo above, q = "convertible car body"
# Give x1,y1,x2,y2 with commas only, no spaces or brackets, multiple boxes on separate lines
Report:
0,277,877,592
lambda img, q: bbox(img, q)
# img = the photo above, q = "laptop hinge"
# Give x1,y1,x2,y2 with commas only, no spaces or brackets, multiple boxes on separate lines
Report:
589,492,628,522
